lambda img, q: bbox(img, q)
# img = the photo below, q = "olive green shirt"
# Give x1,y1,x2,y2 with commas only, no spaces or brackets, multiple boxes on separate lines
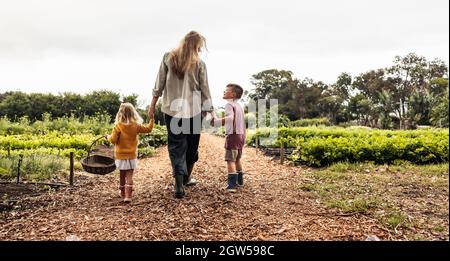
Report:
152,52,214,118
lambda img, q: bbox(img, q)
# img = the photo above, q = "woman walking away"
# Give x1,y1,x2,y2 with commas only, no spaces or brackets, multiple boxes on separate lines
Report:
148,31,214,198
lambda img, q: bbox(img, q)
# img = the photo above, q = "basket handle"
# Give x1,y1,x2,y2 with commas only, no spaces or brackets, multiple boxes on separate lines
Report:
86,135,107,163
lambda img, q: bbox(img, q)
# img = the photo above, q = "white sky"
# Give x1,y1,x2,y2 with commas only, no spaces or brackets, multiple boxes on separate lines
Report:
0,0,448,109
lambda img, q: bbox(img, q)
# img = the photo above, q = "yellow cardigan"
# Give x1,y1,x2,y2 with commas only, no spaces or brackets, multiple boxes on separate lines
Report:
107,120,154,160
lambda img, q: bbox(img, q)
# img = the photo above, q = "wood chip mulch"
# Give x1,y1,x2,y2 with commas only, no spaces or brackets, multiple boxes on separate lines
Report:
0,134,389,240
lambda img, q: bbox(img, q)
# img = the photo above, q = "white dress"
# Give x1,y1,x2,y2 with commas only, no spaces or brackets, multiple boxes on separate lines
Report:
115,159,138,170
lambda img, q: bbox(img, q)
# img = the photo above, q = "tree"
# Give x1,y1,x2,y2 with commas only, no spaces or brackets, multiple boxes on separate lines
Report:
0,90,142,122
249,69,306,121
84,90,121,118
334,72,353,102
429,77,449,96
387,53,428,128
27,93,63,120
297,78,328,119
122,94,139,107
61,92,84,118
0,92,31,119
407,89,435,127
347,94,375,126
352,69,397,103
246,53,448,128
427,58,448,81
430,87,449,128
318,93,345,124
377,90,395,129
249,69,295,100
0,91,14,103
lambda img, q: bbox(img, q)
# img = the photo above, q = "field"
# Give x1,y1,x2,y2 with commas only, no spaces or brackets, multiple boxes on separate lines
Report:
0,116,448,241
0,115,167,182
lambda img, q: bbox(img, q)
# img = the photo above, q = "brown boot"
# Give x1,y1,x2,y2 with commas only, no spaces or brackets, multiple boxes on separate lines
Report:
124,184,133,203
119,185,125,198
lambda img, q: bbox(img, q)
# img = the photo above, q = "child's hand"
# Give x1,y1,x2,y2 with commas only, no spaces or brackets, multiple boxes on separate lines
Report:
210,114,219,126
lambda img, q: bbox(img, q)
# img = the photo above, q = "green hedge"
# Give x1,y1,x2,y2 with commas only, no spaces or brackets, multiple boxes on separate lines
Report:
247,127,449,166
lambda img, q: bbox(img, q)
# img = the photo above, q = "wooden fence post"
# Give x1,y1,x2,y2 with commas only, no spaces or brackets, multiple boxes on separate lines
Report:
16,154,23,184
69,152,74,186
255,135,259,154
280,140,285,164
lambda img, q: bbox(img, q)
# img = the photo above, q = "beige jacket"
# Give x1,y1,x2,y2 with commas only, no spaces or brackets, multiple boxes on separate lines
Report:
152,52,214,118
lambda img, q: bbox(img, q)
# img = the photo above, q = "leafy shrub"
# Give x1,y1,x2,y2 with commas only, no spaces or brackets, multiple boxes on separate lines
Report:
247,127,449,166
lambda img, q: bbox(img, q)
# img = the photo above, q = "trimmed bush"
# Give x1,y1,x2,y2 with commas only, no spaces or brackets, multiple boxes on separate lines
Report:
247,127,449,166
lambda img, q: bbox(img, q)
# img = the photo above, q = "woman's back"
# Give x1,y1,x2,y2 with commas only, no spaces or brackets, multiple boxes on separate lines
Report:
153,52,211,118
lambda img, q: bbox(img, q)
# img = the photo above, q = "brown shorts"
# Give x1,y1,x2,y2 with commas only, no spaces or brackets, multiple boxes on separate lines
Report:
224,149,242,161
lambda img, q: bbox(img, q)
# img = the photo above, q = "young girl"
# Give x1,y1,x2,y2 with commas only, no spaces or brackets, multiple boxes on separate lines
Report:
107,103,154,203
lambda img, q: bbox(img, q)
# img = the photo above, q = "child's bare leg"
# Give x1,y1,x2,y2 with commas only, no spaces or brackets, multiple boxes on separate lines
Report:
119,170,126,197
235,159,242,172
227,161,236,173
124,170,134,202
120,171,126,186
125,170,134,186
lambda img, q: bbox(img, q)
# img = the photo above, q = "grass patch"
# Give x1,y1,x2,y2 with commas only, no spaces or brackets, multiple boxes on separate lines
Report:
299,162,448,240
0,154,65,181
327,161,377,172
388,162,448,175
22,155,65,181
433,225,446,233
381,211,411,229
300,183,318,192
309,169,350,181
326,198,380,214
62,161,83,171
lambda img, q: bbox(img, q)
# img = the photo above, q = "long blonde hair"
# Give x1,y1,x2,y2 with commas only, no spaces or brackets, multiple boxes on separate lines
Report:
114,103,143,125
169,31,207,79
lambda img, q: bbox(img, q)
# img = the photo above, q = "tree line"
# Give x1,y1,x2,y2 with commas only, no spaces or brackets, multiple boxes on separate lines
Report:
247,53,449,129
0,90,141,121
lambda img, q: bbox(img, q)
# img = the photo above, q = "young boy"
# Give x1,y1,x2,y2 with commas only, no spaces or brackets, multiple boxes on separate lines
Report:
212,84,246,192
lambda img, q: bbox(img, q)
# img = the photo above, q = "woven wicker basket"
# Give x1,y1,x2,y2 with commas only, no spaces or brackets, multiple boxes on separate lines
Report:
80,136,116,175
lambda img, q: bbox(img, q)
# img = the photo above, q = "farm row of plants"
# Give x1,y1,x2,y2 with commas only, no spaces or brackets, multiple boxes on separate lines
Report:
0,127,167,158
0,114,112,135
246,126,449,166
0,115,168,181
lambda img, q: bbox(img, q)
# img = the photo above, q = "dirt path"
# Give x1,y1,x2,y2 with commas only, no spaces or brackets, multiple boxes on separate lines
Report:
0,134,388,240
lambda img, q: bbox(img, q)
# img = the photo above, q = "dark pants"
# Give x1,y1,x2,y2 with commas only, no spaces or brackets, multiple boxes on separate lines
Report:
164,113,201,177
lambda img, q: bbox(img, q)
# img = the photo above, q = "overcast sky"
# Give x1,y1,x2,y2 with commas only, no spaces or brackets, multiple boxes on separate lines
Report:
0,0,448,108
